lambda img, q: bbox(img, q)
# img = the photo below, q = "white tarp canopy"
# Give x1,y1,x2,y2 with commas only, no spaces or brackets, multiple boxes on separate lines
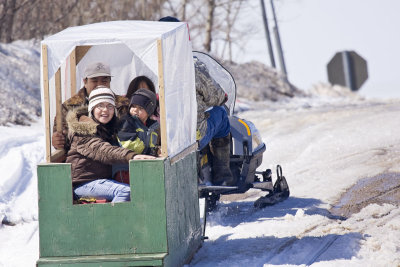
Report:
40,20,197,158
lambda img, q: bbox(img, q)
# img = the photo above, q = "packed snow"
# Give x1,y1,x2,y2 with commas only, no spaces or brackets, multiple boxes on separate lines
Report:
192,95,400,266
1,89,400,266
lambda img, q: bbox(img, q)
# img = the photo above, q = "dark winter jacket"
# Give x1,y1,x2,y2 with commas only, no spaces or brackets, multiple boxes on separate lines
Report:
65,106,135,186
117,115,160,156
194,56,227,139
53,86,130,149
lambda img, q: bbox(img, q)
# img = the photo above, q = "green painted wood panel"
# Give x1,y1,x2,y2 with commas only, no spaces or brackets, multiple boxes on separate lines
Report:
37,152,202,266
163,152,202,266
37,160,167,258
37,253,166,266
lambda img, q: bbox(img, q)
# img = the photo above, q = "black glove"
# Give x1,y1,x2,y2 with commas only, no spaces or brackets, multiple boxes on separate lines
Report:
222,93,228,105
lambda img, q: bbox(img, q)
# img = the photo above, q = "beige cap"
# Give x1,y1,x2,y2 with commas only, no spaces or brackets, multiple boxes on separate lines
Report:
84,62,111,78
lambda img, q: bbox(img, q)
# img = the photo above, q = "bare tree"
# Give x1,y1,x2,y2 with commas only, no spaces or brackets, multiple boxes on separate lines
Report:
163,0,209,50
218,0,246,61
0,0,254,65
163,0,256,63
0,0,16,43
179,0,187,21
0,0,167,43
203,0,215,52
0,0,36,43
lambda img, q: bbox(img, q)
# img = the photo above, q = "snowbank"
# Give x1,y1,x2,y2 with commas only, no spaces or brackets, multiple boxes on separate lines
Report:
0,40,41,126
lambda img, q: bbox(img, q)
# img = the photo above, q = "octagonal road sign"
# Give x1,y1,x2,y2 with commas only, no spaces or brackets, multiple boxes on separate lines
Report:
327,51,368,91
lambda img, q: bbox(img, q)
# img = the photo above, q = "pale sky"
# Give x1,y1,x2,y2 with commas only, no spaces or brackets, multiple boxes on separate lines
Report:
236,0,400,99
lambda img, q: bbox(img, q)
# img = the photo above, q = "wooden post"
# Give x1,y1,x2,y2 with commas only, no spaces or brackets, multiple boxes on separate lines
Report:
75,46,92,65
69,48,77,95
48,46,91,163
55,69,62,133
71,45,92,96
157,40,168,158
47,68,67,163
42,45,51,163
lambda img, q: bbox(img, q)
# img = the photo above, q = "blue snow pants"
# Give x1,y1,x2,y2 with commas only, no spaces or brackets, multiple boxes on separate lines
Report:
74,179,130,203
198,106,231,150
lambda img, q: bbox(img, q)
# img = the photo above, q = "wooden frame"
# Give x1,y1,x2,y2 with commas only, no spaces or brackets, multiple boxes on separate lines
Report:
38,24,202,266
50,68,66,163
157,39,168,158
41,45,51,163
69,48,76,96
43,42,193,162
42,45,93,163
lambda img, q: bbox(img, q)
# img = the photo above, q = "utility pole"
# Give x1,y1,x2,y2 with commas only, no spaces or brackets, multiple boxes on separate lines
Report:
260,0,276,68
270,0,288,78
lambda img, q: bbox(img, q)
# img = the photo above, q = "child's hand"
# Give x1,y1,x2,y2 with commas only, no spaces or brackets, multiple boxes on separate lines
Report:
133,154,156,160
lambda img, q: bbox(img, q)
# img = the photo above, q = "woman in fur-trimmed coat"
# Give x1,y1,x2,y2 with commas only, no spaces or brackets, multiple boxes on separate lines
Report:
65,86,155,203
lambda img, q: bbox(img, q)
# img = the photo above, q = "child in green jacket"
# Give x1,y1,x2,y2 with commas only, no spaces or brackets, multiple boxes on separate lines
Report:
113,88,160,183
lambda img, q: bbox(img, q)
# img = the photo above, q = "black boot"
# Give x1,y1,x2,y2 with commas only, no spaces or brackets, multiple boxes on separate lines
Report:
210,134,236,186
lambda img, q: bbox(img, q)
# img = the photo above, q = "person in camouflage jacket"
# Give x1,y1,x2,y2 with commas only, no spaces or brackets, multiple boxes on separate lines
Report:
193,55,235,186
194,56,228,141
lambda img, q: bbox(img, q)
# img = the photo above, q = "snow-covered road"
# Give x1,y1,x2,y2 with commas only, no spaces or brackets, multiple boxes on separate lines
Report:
1,98,400,266
191,98,400,266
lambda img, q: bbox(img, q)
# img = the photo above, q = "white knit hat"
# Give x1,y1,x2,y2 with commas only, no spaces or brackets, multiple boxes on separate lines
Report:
88,86,116,118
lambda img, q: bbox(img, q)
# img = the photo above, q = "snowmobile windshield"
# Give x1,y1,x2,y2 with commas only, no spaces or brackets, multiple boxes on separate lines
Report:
193,51,236,115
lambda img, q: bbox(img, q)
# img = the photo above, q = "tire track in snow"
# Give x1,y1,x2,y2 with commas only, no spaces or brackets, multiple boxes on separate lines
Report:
0,151,31,203
276,204,399,265
305,235,340,266
302,205,400,265
260,218,339,265
0,133,42,157
331,172,400,218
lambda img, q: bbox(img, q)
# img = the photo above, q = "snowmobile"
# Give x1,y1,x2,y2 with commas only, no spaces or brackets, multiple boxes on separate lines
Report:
194,51,290,212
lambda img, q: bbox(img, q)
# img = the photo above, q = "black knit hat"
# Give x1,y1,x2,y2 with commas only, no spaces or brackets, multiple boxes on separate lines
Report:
130,88,157,116
159,16,180,22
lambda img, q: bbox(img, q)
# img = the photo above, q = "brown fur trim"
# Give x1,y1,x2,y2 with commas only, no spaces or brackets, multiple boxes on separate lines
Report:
64,87,87,108
66,106,98,136
116,95,129,107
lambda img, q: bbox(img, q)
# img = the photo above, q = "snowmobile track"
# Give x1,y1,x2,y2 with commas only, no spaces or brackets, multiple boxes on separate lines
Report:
305,235,340,266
